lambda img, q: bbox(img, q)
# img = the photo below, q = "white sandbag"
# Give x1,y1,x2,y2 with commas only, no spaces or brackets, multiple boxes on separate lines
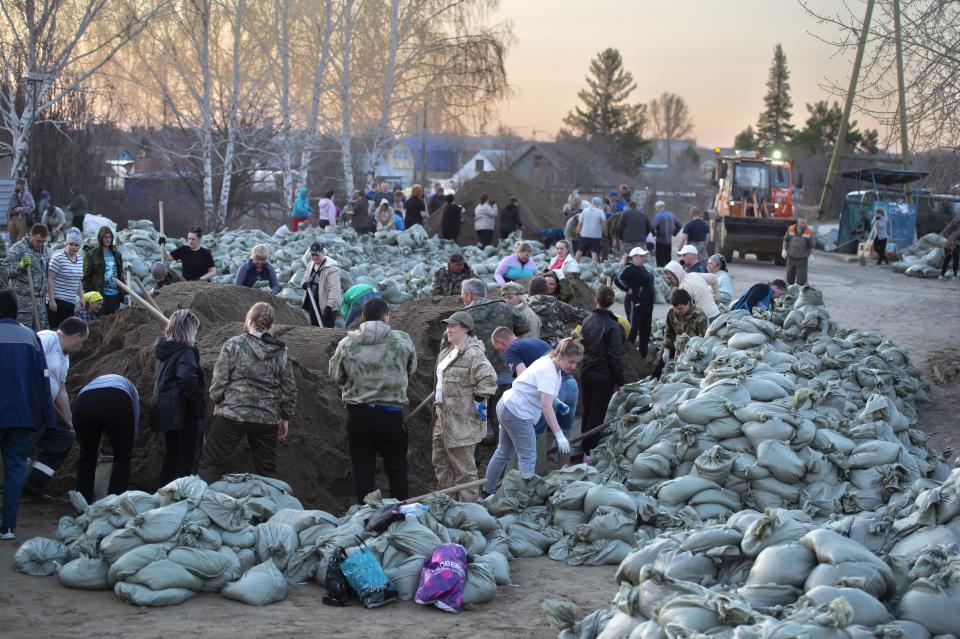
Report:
461,560,497,605
799,528,894,592
742,376,789,401
657,595,722,633
127,500,189,543
57,556,110,590
656,476,720,506
676,392,735,425
803,585,892,627
741,512,813,558
746,543,816,588
692,446,736,484
167,547,241,588
220,525,257,549
114,581,196,607
268,508,337,534
614,538,680,586
579,506,637,544
654,548,717,585
755,440,806,483
383,554,425,601
82,213,117,236
896,578,960,636
741,420,794,449
584,485,638,517
846,440,902,469
476,552,511,586
888,526,960,558
804,561,889,599
126,559,205,592
736,583,802,610
14,537,72,576
728,333,767,350
220,560,289,606
596,611,643,639
254,522,299,571
156,476,207,506
198,490,250,532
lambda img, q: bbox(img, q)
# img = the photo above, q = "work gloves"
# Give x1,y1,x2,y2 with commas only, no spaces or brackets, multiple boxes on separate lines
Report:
19,255,31,268
475,401,487,422
554,431,571,455
661,350,671,364
781,249,788,259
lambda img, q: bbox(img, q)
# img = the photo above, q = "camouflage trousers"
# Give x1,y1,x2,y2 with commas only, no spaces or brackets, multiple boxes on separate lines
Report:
431,411,480,502
13,281,48,329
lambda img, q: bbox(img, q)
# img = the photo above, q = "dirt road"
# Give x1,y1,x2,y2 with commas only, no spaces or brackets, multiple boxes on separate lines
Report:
2,251,958,639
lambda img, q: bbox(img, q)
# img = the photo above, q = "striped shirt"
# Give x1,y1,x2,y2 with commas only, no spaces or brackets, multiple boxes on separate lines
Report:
48,251,83,303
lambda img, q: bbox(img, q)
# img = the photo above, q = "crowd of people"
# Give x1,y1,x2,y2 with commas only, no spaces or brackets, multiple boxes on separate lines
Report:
5,179,959,543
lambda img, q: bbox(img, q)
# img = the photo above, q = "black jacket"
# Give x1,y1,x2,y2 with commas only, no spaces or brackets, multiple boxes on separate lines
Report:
579,308,625,386
151,337,205,432
618,209,652,243
614,263,655,302
500,203,522,233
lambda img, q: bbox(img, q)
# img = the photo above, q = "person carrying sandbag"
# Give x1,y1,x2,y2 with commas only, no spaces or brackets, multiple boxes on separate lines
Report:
655,288,708,379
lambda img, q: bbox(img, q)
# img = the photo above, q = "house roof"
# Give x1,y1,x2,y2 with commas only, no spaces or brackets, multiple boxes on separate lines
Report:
643,138,698,169
512,141,633,189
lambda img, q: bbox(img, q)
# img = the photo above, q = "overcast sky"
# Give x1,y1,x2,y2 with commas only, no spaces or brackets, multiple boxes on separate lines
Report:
491,0,880,148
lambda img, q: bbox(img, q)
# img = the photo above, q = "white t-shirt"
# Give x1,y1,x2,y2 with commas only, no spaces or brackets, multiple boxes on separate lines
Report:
38,330,69,398
578,207,606,239
501,354,560,421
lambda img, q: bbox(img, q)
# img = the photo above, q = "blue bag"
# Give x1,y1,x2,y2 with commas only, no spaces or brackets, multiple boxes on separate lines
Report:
339,538,398,608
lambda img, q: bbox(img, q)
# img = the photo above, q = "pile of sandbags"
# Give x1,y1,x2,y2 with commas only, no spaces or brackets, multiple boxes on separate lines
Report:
51,219,668,312
15,474,511,608
893,232,947,278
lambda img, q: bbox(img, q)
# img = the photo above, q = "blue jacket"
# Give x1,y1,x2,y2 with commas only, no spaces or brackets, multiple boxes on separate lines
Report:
0,318,55,430
732,283,774,312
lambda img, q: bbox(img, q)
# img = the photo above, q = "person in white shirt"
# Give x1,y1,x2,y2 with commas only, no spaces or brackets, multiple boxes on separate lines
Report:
546,240,580,278
23,318,89,501
576,197,608,262
474,193,497,247
483,337,582,496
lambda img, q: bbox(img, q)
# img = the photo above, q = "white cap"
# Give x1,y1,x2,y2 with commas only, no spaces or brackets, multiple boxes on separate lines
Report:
655,200,666,208
676,244,699,256
628,247,649,257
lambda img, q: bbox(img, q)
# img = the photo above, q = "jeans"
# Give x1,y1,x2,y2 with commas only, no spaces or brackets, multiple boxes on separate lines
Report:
74,387,135,502
484,402,537,494
345,405,408,503
1,427,36,529
199,415,279,483
534,376,579,435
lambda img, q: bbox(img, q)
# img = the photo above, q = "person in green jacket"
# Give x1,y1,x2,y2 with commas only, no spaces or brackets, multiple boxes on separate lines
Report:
341,283,381,327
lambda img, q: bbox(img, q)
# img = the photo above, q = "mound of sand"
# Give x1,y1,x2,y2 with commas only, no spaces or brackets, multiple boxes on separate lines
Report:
429,170,562,246
60,282,651,511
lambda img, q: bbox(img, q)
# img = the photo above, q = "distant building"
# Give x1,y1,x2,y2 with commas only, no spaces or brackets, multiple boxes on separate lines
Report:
450,150,508,186
510,141,632,200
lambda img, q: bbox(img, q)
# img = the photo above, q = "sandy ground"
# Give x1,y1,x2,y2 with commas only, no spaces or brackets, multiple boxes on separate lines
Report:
2,250,958,639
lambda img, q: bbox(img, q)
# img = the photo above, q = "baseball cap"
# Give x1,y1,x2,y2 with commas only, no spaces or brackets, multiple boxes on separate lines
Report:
500,282,524,295
628,247,649,257
310,242,325,255
592,196,602,206
608,190,618,197
676,244,699,256
442,311,475,330
655,200,665,208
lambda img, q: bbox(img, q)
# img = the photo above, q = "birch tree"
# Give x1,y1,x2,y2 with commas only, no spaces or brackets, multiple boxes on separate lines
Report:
338,0,355,193
0,0,165,177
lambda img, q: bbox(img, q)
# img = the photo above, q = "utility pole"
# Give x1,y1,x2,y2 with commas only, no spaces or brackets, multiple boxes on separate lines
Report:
420,101,428,186
817,0,875,220
892,0,912,203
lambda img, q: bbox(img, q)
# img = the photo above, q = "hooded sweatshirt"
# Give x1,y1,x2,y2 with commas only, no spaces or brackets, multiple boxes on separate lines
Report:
209,332,297,424
664,260,720,319
291,186,314,220
329,320,418,406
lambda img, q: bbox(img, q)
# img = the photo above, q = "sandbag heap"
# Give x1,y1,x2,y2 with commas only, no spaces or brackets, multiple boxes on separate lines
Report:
67,219,665,311
15,474,511,608
893,233,948,279
527,284,960,637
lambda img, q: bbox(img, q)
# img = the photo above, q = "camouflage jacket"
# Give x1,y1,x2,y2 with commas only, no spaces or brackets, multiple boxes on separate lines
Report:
329,320,417,406
463,298,530,375
210,332,297,424
527,294,588,347
435,336,498,447
663,306,708,354
430,263,474,296
4,236,50,296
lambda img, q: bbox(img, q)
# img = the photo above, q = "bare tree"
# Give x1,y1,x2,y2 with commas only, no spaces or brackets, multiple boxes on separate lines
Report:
649,92,695,167
0,0,166,178
801,0,960,151
338,0,355,193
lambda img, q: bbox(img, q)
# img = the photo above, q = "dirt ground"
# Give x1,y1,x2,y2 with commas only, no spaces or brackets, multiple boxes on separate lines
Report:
2,251,959,638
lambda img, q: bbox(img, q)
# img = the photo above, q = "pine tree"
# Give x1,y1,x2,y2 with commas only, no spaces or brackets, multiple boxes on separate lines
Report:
756,44,795,148
792,100,879,154
562,48,650,166
734,126,757,150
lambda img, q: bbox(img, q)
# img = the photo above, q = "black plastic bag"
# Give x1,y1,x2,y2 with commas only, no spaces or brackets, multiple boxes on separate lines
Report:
321,549,353,607
364,504,405,534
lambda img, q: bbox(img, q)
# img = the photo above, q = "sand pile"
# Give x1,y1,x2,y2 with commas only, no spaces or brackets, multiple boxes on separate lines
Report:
430,170,561,245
